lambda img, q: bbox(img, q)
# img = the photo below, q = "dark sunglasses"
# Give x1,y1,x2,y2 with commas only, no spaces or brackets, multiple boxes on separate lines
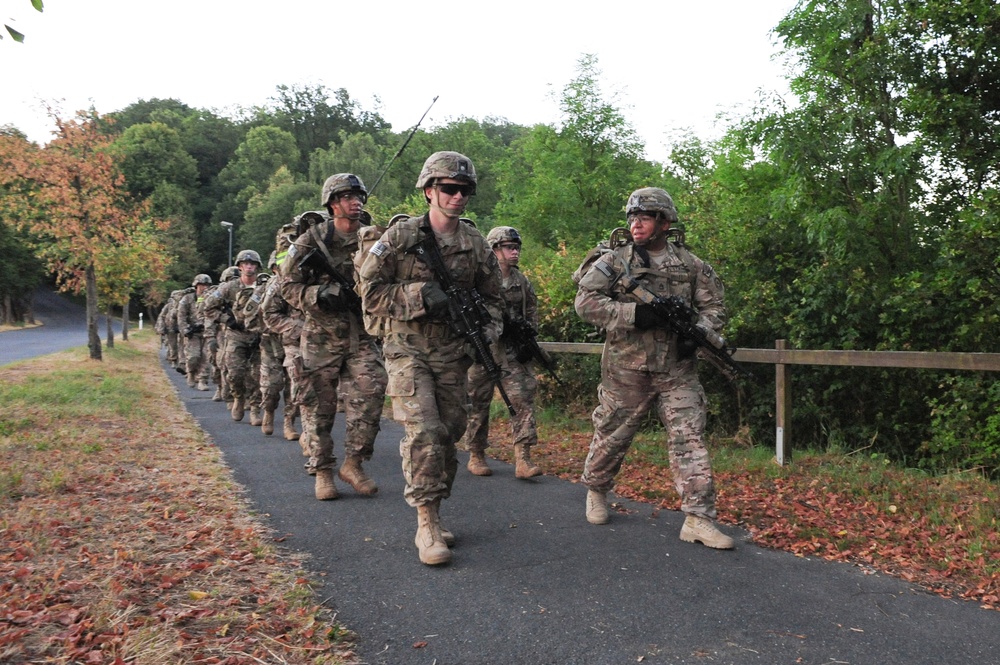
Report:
435,183,475,197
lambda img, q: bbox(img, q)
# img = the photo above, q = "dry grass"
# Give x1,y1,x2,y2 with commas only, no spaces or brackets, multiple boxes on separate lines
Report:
0,332,358,664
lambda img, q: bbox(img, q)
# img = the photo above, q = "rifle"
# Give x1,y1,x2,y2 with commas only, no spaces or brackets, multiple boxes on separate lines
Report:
368,96,438,196
624,277,753,382
297,221,363,316
503,314,563,386
406,233,516,416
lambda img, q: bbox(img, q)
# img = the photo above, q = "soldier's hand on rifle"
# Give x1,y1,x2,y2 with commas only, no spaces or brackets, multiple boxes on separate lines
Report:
226,318,245,332
634,304,661,330
316,283,350,312
420,282,449,318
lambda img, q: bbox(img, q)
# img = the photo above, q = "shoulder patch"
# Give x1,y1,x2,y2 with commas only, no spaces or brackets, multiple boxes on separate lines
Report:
287,244,299,261
370,240,389,257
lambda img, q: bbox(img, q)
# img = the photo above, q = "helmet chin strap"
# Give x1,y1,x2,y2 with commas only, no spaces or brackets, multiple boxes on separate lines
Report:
429,199,463,220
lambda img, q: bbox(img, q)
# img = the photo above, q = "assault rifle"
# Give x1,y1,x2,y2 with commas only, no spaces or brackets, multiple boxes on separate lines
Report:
406,233,516,416
296,219,363,316
624,277,753,382
503,315,563,386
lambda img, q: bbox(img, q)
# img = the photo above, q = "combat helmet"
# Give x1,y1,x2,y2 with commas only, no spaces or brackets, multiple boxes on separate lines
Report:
626,187,679,224
236,249,262,265
415,151,477,193
321,173,368,207
485,226,521,248
192,273,212,286
220,266,240,282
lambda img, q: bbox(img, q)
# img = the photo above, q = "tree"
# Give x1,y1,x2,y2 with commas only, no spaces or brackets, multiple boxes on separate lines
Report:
495,54,664,249
0,109,167,360
113,122,199,199
241,166,315,262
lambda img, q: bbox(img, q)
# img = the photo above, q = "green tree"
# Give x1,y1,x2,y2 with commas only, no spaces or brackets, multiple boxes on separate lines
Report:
495,54,663,249
113,122,199,199
241,166,315,262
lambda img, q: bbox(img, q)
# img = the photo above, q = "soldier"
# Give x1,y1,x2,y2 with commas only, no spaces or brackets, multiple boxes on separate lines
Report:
177,274,213,391
574,187,734,550
262,223,308,443
204,250,265,424
281,174,388,501
358,151,503,566
208,266,240,403
254,252,287,436
170,287,192,374
155,289,183,371
459,225,542,479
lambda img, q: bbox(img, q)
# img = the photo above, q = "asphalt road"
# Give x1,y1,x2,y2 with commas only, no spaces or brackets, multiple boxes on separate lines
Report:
162,355,1000,665
0,287,124,365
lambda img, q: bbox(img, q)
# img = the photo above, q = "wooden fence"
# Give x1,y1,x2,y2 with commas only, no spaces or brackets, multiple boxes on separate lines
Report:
538,340,1000,465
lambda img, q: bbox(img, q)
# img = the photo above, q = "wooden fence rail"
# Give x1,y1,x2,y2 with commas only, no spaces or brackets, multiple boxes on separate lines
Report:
538,340,1000,465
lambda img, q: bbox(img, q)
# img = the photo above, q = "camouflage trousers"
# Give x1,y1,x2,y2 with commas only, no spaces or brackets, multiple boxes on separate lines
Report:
165,331,179,366
282,342,304,426
259,333,287,412
581,360,718,519
183,333,211,384
384,334,472,507
301,339,387,472
211,331,225,395
459,346,538,453
223,332,261,407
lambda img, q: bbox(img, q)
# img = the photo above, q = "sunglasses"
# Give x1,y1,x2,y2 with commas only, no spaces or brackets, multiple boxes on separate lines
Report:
435,183,475,197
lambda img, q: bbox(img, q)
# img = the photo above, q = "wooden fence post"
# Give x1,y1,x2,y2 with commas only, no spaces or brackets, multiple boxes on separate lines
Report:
775,339,791,465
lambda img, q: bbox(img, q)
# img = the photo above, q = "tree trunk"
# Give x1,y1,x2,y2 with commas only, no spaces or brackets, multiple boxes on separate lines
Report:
1,293,10,325
122,300,130,341
106,304,115,348
86,264,102,360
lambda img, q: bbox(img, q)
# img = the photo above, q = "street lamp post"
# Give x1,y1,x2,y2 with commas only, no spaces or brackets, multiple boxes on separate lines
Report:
220,221,234,266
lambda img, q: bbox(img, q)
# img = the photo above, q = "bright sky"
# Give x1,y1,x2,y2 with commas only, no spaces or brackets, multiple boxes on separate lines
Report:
2,0,798,162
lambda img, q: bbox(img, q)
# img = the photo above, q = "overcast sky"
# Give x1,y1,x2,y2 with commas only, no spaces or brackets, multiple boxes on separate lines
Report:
2,0,798,162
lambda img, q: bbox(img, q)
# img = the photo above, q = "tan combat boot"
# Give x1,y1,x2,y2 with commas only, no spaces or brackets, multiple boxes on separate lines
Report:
586,489,609,525
230,397,245,422
314,468,338,501
338,455,378,496
514,444,542,479
680,515,735,550
261,410,274,436
414,502,451,565
283,413,299,440
212,387,223,402
249,406,263,427
196,380,210,391
467,450,492,476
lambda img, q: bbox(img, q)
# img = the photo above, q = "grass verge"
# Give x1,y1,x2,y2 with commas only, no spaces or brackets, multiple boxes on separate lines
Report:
0,332,357,664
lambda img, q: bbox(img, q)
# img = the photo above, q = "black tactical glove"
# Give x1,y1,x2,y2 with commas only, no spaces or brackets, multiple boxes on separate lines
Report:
633,304,661,330
226,318,245,332
317,283,350,312
677,336,699,360
421,282,449,318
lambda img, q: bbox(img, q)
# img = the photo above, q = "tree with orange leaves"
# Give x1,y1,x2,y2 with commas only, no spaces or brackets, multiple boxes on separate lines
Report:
0,108,167,360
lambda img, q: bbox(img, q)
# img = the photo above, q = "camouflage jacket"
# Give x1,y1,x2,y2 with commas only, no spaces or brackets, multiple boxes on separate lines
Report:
261,272,304,349
203,278,262,339
280,215,372,347
357,213,503,342
574,241,726,373
176,288,207,337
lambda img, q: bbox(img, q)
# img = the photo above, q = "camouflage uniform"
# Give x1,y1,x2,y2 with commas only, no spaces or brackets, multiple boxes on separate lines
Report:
262,223,311,443
155,290,183,369
281,212,387,475
204,268,264,421
172,287,193,371
459,261,540,461
177,277,213,389
358,214,503,507
574,218,726,520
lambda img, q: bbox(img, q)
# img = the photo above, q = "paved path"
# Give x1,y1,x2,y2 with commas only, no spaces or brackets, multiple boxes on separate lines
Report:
163,354,1000,665
0,287,124,365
